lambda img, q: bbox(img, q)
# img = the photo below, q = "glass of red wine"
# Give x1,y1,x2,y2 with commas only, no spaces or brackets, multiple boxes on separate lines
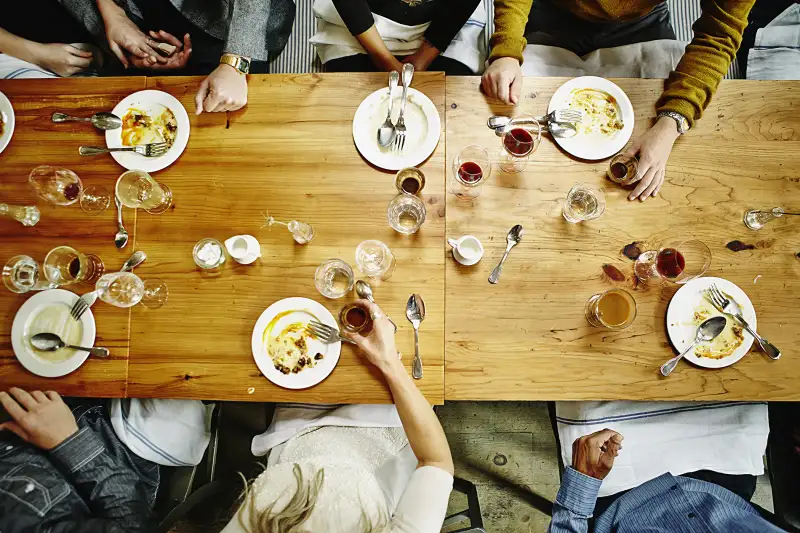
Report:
634,239,711,284
498,114,542,174
29,166,84,206
451,145,492,200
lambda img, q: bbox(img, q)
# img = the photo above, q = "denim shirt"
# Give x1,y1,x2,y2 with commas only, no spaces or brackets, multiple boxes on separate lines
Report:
0,403,159,532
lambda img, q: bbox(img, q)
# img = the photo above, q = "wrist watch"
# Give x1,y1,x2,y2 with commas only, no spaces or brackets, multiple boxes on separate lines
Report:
220,53,251,75
657,111,690,134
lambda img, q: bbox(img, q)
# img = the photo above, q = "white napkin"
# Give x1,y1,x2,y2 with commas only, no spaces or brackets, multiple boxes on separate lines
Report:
555,401,769,497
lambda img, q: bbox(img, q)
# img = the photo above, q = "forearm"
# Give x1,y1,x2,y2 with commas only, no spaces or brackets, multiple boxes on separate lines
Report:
0,28,42,65
354,25,401,70
656,0,754,126
489,0,533,63
381,359,454,474
548,468,601,533
424,0,481,53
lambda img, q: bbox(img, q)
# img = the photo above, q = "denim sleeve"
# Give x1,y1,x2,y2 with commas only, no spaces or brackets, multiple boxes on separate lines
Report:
49,427,155,533
548,467,602,533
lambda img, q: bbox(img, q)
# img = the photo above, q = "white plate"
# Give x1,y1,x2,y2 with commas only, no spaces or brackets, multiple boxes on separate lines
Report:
251,297,341,389
11,289,96,378
353,87,441,171
666,277,756,369
0,91,15,155
548,76,634,161
106,90,190,172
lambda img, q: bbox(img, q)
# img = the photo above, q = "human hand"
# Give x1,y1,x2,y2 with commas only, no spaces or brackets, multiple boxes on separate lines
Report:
571,429,623,480
481,57,523,105
100,1,164,68
374,54,404,73
194,63,248,115
33,43,93,77
624,116,680,201
402,40,439,72
345,300,400,374
0,388,78,450
130,32,191,70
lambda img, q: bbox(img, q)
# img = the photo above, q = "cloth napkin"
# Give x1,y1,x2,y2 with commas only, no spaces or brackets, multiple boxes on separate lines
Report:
747,4,800,80
110,398,214,467
555,401,769,497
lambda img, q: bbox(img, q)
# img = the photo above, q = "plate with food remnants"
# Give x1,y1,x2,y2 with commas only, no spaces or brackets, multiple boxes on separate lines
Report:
547,76,634,161
11,289,96,377
251,297,341,389
0,91,15,155
106,89,189,172
666,277,756,369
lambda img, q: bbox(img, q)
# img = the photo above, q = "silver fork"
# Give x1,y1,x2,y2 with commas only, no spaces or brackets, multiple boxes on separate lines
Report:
706,284,781,360
393,63,414,153
79,143,170,157
542,109,584,124
69,294,91,321
308,320,356,345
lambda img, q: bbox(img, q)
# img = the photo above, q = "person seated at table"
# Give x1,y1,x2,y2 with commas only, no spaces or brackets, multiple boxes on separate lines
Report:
315,0,483,75
57,0,295,114
481,0,755,202
550,428,793,533
0,387,159,532
220,300,454,533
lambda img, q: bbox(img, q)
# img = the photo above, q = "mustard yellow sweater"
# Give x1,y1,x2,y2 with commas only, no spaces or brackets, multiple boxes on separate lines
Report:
490,0,755,126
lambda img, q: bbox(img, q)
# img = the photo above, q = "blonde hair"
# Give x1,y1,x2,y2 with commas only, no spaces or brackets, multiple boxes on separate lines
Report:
237,464,390,533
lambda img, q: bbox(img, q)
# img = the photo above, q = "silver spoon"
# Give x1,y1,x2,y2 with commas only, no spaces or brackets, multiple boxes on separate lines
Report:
31,332,110,358
377,71,399,148
355,280,398,331
114,196,129,249
660,316,726,376
489,225,523,284
406,294,425,380
52,111,122,130
490,116,577,139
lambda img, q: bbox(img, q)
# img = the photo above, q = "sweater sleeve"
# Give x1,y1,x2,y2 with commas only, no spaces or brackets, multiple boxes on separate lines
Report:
224,0,270,59
488,0,532,64
423,0,482,53
332,0,376,37
656,0,755,127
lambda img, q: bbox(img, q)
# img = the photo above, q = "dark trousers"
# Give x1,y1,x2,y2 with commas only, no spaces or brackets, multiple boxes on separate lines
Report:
525,0,676,57
325,54,473,75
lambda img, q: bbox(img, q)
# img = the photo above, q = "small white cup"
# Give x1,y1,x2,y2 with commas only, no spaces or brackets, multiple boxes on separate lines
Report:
224,235,261,265
448,235,484,266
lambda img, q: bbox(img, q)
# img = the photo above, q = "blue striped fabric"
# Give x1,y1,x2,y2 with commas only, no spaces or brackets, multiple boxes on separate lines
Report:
555,401,762,426
270,0,323,74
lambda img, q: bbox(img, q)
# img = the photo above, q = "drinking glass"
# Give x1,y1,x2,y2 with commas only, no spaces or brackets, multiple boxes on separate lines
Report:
29,166,83,205
0,204,40,227
96,272,169,309
193,238,226,270
79,185,111,215
339,303,369,333
498,114,542,173
2,255,54,293
43,245,104,286
744,207,784,230
607,153,639,185
387,193,426,235
315,259,354,299
451,145,492,200
634,239,711,284
116,170,173,214
355,240,396,280
585,288,637,330
396,167,426,195
563,183,606,223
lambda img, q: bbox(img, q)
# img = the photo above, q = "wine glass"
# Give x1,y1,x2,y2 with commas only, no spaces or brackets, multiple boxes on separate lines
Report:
634,239,711,284
451,145,492,200
498,114,542,174
79,185,112,215
96,272,168,309
115,170,173,214
29,166,83,205
43,245,104,286
263,214,314,244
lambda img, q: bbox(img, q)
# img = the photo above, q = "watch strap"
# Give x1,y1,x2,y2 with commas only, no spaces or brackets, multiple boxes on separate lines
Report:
220,54,250,75
657,111,689,134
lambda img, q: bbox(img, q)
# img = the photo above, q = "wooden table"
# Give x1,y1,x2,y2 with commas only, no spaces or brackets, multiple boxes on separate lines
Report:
445,77,800,401
0,78,147,397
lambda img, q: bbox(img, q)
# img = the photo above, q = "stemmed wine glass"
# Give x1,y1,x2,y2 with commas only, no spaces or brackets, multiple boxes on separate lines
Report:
29,166,111,214
451,145,492,200
115,170,172,214
634,239,711,284
263,213,314,244
498,114,542,174
96,272,169,309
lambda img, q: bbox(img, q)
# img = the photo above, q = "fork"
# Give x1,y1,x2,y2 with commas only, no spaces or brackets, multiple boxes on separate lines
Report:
541,109,584,124
79,143,170,157
392,63,414,153
308,320,356,345
706,283,781,360
69,293,93,321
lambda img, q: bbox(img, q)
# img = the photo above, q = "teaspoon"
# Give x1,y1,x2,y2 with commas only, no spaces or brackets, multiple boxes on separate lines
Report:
31,332,110,358
660,316,726,376
52,111,122,130
489,225,523,284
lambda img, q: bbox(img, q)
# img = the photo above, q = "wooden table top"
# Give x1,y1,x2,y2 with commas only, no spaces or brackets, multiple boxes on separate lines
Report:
444,76,800,401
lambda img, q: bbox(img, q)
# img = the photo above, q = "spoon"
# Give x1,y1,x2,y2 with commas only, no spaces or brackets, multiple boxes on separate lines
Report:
356,280,398,331
377,71,400,148
490,117,577,139
52,111,122,130
488,225,523,284
114,196,129,249
31,332,110,358
406,294,425,380
660,316,726,377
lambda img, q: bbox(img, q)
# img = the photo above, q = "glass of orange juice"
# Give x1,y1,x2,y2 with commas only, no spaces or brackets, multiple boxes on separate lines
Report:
585,288,637,330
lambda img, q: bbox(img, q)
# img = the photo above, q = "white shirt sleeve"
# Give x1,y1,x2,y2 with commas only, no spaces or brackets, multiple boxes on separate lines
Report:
390,466,454,533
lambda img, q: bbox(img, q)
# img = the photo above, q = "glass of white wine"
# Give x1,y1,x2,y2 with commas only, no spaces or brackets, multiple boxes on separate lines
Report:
115,170,173,214
96,272,169,309
43,245,104,286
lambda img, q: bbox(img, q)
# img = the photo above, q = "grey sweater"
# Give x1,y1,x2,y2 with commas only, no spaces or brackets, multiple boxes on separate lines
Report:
58,0,295,60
